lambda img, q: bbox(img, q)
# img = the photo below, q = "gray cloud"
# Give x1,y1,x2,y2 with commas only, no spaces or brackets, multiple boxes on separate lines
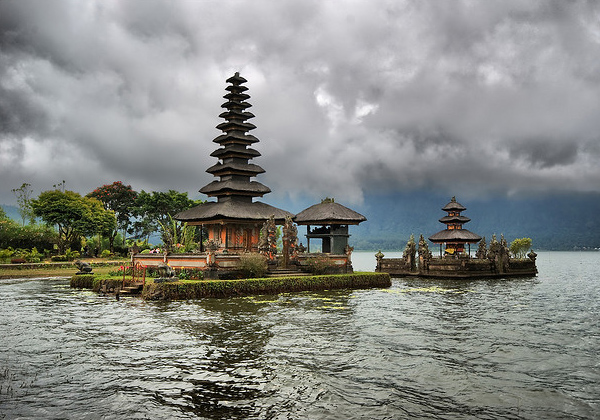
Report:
1,0,600,206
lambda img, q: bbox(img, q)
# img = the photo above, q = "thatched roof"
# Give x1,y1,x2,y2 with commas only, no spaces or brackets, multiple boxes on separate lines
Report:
226,72,247,84
294,200,367,225
199,180,271,196
439,215,471,224
429,229,482,243
442,196,466,212
205,162,265,176
175,200,293,224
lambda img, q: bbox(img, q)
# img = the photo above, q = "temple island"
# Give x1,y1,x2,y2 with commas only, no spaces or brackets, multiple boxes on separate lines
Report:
375,197,538,279
131,73,367,279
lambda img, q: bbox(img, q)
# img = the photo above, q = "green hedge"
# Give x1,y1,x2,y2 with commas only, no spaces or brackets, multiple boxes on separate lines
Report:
141,272,392,300
70,275,123,292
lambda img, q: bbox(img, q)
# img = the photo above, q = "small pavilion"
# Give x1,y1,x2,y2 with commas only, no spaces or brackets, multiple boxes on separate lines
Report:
428,196,481,256
175,73,292,252
294,198,366,254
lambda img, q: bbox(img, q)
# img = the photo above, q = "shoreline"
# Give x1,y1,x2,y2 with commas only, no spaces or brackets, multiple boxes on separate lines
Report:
0,259,127,279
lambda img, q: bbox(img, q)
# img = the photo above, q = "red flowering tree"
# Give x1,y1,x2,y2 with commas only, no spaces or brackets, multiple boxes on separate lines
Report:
87,181,137,252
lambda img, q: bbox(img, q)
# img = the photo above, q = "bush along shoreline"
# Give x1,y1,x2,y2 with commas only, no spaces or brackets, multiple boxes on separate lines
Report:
70,273,392,300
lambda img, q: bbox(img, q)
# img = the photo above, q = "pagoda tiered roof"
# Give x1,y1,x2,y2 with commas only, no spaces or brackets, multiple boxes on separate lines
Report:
176,72,291,225
439,215,471,224
201,72,270,200
441,197,467,212
429,196,481,244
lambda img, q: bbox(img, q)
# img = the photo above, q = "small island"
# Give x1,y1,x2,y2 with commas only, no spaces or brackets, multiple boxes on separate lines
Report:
375,197,538,279
70,72,390,299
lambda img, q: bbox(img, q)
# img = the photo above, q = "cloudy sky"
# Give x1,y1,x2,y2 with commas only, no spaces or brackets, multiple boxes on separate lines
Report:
2,0,600,208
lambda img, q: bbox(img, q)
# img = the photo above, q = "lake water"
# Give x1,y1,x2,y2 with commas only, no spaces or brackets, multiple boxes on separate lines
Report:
1,251,598,419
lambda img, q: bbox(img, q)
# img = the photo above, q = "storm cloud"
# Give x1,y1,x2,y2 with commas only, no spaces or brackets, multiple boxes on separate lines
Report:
1,0,600,206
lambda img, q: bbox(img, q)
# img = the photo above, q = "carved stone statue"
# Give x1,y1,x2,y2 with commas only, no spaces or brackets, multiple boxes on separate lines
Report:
74,260,93,274
375,250,385,271
403,234,417,271
259,215,278,261
417,234,432,271
204,240,219,267
282,215,299,266
527,250,537,262
258,223,269,254
156,262,176,279
476,236,487,259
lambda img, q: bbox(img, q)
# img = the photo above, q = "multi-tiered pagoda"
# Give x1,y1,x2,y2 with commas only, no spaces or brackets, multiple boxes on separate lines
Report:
176,72,292,252
428,196,481,255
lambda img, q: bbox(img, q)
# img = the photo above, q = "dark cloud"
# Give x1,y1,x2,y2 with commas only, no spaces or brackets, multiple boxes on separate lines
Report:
1,0,600,206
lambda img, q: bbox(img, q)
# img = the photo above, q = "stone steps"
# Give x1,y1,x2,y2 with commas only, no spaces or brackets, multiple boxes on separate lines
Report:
118,283,144,295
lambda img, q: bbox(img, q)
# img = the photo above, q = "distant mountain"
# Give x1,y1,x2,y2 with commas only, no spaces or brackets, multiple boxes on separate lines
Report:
5,191,600,252
348,191,600,251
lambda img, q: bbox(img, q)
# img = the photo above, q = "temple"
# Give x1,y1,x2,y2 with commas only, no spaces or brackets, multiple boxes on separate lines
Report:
428,196,482,256
376,197,537,278
175,72,293,253
294,198,366,254
132,73,364,277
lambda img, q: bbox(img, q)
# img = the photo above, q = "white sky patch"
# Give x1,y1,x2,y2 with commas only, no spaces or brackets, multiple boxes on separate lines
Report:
314,85,344,133
352,99,379,124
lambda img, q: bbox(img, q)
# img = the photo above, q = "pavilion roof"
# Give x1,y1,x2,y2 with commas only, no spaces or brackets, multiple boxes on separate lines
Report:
175,200,293,224
439,215,471,224
294,200,367,225
442,196,466,212
199,179,271,197
429,229,482,243
205,162,266,176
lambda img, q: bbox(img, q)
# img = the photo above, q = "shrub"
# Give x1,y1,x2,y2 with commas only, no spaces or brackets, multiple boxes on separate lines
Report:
108,266,132,277
51,255,68,262
65,249,80,261
25,247,43,263
510,237,533,259
0,221,58,251
238,253,268,278
305,255,336,275
175,268,203,280
0,248,15,263
101,249,113,258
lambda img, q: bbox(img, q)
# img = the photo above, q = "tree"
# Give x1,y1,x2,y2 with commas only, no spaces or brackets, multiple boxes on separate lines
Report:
509,237,533,259
11,183,35,226
87,181,138,252
132,190,200,242
31,190,116,254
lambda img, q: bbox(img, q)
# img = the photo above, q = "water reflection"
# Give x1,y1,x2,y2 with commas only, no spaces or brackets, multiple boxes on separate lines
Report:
1,253,599,419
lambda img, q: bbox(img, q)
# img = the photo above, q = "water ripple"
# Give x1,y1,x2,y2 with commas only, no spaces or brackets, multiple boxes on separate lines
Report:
1,252,599,419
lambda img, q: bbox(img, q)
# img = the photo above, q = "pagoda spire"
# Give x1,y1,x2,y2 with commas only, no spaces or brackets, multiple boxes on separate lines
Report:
200,72,271,203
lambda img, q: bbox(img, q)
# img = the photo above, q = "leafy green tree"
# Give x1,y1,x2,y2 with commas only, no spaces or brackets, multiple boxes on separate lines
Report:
132,190,200,242
87,181,138,252
31,190,116,254
11,183,35,226
509,237,533,259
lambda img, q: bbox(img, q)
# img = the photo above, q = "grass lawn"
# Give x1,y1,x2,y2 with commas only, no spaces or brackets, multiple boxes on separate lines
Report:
0,259,128,279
